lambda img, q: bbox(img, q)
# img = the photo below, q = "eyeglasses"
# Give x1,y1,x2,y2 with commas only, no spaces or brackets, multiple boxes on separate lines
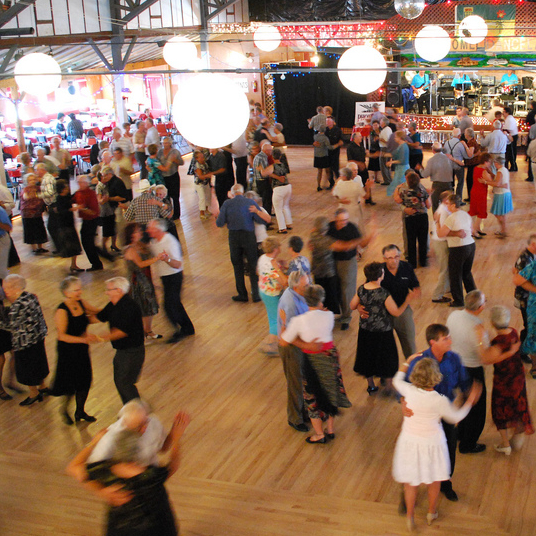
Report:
384,255,400,261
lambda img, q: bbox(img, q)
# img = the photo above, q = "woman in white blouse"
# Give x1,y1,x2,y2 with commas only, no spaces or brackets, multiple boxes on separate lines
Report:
280,285,351,444
393,356,481,532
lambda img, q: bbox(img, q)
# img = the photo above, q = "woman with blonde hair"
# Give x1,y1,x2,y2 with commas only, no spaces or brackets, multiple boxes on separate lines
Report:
392,356,481,531
257,236,288,354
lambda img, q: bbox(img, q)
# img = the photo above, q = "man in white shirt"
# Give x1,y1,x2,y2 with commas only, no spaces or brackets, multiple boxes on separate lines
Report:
431,190,452,303
502,106,519,171
231,132,249,189
446,290,519,455
50,136,72,182
148,218,195,344
379,117,393,185
480,120,509,162
144,118,161,155
109,127,134,158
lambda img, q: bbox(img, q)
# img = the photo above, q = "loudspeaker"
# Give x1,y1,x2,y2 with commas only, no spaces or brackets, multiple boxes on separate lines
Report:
386,85,401,107
386,62,401,86
523,76,534,89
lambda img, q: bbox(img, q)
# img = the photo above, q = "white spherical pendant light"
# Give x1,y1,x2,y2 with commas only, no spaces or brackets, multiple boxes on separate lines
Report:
415,26,451,62
337,45,387,95
458,15,488,45
14,53,61,95
173,74,250,149
394,0,425,20
163,36,198,70
254,25,281,52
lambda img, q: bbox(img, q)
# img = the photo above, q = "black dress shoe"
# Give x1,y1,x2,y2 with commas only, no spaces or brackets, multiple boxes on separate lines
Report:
525,178,534,182
86,266,104,272
459,443,486,454
75,412,97,423
232,295,248,302
316,187,322,192
288,421,309,432
449,302,464,308
38,387,51,396
19,393,43,406
441,485,459,502
305,435,327,444
432,296,451,303
166,331,185,344
365,199,376,206
252,296,261,303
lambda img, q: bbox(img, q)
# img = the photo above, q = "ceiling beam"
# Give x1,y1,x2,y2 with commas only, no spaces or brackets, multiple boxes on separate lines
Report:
87,39,113,71
0,27,202,49
115,0,160,25
0,44,17,74
205,0,241,22
0,0,37,29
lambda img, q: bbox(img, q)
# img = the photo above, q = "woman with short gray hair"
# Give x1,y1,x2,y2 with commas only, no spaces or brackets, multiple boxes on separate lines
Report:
280,284,351,444
1,275,49,406
51,276,100,424
486,305,533,455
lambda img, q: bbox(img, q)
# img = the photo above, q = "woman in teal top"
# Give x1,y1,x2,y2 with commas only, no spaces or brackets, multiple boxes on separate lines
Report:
387,131,410,197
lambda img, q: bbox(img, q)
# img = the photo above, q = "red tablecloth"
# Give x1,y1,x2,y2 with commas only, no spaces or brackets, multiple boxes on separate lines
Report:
69,148,91,158
6,168,21,178
352,125,372,137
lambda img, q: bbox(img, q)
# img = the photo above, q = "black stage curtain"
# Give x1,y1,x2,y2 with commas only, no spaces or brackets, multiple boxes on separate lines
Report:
250,0,458,22
273,54,365,145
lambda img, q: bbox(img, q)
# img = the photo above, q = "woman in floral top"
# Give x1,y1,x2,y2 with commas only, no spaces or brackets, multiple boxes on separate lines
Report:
193,150,212,220
394,171,431,269
257,237,288,355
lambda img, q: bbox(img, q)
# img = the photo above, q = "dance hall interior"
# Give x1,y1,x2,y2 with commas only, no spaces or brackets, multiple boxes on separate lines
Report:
0,0,536,535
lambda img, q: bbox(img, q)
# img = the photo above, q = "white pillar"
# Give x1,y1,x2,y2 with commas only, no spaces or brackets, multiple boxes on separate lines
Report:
113,74,127,126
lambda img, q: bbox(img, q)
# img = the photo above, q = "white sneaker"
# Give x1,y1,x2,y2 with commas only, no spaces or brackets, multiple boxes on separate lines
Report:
494,444,512,456
511,434,525,451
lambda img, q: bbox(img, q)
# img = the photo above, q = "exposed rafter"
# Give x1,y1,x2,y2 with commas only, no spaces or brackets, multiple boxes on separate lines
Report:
111,0,160,25
0,0,37,29
204,0,241,22
0,45,18,74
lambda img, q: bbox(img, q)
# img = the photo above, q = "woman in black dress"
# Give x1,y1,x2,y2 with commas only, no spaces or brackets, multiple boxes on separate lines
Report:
51,276,100,424
2,274,49,406
350,262,416,395
67,411,190,536
20,173,48,254
52,179,83,272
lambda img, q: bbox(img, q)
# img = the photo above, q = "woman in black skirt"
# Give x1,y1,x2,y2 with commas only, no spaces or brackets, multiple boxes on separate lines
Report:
51,277,100,424
52,179,83,272
20,174,48,254
350,262,416,395
2,275,49,406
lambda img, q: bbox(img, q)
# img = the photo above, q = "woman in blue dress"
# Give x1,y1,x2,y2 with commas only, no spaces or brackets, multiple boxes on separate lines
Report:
387,131,410,197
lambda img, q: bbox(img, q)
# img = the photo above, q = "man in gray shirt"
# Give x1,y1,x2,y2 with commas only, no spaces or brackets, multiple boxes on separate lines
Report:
417,142,453,212
443,128,473,201
308,106,326,133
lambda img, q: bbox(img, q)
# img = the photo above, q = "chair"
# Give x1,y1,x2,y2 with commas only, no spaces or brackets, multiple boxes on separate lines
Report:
156,123,168,137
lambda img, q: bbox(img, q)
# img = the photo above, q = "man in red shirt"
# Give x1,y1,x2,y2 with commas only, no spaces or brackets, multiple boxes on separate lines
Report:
73,175,103,271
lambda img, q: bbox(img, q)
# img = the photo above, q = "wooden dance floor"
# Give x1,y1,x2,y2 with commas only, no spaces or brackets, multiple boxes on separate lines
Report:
0,147,534,535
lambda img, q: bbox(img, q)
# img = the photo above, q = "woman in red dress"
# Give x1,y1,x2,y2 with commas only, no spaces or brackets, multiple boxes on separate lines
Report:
468,153,494,239
486,305,534,455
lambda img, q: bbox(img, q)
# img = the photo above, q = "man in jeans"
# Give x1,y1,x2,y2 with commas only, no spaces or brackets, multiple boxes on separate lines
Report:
443,128,473,202
379,117,393,185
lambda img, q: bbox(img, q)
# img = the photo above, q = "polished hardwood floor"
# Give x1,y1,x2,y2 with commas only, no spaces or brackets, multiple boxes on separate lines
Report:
0,146,534,536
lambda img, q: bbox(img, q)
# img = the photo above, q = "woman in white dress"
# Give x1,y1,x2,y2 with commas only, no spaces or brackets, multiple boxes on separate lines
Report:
392,356,481,532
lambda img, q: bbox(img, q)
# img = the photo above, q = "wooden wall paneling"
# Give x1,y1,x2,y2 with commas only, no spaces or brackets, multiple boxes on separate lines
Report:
51,0,70,36
160,0,174,27
84,0,104,33
35,0,52,22
66,0,86,35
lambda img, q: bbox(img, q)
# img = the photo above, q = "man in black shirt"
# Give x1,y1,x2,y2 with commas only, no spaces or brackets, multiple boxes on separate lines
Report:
381,244,420,357
96,277,145,403
325,117,344,189
327,208,363,330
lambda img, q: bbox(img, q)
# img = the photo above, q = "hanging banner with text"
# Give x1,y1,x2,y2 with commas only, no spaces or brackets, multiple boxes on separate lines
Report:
354,101,384,125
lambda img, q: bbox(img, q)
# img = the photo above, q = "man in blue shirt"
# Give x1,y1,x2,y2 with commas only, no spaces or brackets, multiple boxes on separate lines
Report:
500,70,519,88
410,71,430,115
216,183,270,302
277,270,311,432
405,323,471,503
